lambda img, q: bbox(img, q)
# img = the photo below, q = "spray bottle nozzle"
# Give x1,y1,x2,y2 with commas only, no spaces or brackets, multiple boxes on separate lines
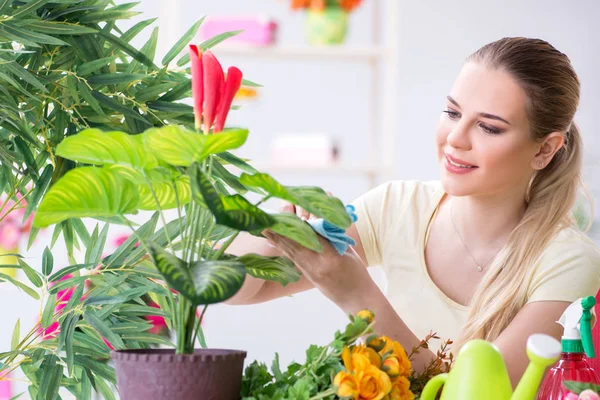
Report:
581,296,596,359
558,296,597,358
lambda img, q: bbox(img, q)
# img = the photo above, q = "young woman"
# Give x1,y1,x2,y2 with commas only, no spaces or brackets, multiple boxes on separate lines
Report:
227,37,600,385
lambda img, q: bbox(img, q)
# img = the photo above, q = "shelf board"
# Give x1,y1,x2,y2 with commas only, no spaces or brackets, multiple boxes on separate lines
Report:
213,45,386,61
253,163,381,175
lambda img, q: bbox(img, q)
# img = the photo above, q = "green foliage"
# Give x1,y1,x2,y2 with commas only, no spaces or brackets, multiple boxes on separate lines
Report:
241,315,373,399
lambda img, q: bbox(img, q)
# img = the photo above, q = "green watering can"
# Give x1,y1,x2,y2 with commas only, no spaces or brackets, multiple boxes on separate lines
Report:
421,334,561,400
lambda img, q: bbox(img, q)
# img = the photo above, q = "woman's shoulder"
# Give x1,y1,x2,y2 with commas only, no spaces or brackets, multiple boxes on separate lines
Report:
527,226,600,303
543,226,600,263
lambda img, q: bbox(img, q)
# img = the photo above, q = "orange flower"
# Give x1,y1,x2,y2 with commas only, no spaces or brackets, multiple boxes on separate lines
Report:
353,345,382,369
356,365,392,400
310,0,326,11
340,0,363,12
334,371,360,399
385,377,414,400
342,347,372,372
379,336,411,378
290,0,310,10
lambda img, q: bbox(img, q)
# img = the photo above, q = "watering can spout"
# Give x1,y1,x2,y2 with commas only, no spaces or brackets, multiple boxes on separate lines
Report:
512,334,561,400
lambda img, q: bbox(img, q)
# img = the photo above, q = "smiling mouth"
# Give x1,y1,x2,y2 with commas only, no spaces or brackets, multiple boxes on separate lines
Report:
445,155,478,169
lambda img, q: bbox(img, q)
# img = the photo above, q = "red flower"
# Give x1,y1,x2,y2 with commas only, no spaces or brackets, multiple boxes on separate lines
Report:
189,45,243,134
145,302,168,335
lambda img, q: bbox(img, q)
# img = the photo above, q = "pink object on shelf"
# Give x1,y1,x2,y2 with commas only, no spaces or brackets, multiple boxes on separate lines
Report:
200,16,278,46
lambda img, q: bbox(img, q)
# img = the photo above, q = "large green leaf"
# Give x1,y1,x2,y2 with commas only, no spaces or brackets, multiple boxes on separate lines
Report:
143,126,248,166
237,254,301,286
240,173,352,229
190,165,275,231
147,244,196,302
269,213,323,253
56,129,157,169
138,175,191,210
34,167,140,228
188,260,246,304
200,129,249,159
143,126,205,166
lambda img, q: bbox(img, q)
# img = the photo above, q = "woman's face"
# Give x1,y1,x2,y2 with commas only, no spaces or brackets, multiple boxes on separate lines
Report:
436,62,541,198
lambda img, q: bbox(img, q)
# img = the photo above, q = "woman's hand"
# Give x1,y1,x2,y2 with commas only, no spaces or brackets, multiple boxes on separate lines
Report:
263,202,377,309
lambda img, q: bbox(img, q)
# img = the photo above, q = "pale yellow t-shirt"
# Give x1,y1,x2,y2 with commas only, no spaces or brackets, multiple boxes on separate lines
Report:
352,180,600,343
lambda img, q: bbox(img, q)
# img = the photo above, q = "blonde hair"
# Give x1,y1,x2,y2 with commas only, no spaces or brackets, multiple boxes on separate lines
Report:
456,37,585,348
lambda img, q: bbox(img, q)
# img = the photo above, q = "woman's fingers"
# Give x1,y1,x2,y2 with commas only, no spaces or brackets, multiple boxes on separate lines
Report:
295,206,310,221
280,202,295,213
263,231,298,257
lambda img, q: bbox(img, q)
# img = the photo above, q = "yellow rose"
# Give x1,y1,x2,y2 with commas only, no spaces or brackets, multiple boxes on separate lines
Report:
353,345,382,369
366,335,386,352
387,377,414,400
343,347,374,372
334,371,360,399
356,365,392,400
379,337,412,378
357,309,375,324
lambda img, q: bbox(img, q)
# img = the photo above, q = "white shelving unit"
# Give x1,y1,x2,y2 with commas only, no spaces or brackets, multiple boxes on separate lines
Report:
160,0,399,189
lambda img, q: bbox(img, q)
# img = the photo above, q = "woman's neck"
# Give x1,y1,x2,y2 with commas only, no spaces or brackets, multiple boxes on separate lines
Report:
449,186,528,249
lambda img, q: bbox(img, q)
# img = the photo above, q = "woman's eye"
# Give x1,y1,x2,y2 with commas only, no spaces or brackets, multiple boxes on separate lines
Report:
479,123,501,135
443,110,460,120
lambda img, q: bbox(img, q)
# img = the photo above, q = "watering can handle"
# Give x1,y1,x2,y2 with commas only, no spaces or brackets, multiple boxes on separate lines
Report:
420,373,448,400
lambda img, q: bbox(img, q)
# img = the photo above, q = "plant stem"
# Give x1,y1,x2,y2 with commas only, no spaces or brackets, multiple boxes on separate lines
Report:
212,231,239,260
309,388,335,400
192,304,208,348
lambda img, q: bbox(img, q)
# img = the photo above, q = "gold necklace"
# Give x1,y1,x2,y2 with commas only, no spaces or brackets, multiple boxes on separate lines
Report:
450,201,499,272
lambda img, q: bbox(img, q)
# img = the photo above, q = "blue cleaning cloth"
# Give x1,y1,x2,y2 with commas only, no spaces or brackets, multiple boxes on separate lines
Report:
307,205,358,255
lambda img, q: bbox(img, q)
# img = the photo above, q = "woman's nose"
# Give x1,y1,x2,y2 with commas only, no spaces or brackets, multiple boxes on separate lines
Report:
446,120,472,150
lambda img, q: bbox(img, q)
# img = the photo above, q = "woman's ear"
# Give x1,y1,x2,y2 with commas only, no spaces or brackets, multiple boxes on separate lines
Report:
531,132,565,170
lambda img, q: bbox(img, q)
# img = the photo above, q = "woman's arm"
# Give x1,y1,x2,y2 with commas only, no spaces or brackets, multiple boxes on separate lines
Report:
493,301,568,387
261,229,437,372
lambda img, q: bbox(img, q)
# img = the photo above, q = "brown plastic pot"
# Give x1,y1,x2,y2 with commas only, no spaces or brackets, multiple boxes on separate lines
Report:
112,348,247,400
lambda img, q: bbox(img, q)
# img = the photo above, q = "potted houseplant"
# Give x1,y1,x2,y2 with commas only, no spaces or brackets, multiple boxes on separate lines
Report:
30,42,353,399
290,0,364,45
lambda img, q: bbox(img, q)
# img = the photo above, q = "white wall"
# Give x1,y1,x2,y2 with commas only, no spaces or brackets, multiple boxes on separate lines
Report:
2,1,600,394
